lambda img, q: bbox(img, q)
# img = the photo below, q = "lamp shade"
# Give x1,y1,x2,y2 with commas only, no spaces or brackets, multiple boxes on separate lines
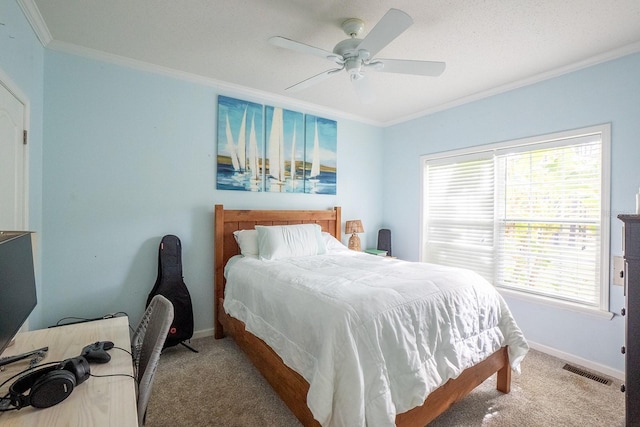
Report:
345,220,364,234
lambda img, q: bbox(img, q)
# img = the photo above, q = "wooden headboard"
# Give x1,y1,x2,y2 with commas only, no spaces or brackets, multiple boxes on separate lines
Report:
213,204,341,338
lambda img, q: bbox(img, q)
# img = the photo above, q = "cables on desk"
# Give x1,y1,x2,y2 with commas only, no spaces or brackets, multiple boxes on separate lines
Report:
49,312,129,328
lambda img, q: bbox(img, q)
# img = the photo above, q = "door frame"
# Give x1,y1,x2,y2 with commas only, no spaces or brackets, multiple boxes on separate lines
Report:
0,66,30,230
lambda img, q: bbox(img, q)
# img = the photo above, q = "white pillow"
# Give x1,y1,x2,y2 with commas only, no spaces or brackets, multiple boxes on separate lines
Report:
322,232,349,252
233,229,259,257
256,224,326,260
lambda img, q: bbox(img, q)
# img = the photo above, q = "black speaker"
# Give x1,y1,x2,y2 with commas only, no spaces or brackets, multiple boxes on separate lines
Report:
9,356,90,409
377,229,392,256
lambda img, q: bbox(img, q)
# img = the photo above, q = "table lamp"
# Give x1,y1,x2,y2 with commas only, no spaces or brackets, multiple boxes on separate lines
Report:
345,220,364,251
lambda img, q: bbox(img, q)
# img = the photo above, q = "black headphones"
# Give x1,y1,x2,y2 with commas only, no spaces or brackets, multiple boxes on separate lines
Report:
9,357,90,409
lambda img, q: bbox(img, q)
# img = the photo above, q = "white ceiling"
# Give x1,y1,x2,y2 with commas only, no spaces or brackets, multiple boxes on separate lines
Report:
26,0,640,125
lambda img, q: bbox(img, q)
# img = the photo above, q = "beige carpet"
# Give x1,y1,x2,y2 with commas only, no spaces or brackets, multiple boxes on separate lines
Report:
146,336,624,426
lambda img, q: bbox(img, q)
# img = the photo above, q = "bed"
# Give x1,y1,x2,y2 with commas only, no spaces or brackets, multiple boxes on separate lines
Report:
213,204,528,426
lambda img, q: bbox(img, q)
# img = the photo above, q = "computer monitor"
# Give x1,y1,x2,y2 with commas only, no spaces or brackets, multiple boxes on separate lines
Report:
0,232,37,357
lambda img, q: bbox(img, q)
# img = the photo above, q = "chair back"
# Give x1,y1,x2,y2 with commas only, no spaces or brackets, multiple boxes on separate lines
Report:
131,294,174,426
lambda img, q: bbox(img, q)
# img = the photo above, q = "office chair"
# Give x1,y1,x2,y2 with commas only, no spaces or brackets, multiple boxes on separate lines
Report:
131,294,174,426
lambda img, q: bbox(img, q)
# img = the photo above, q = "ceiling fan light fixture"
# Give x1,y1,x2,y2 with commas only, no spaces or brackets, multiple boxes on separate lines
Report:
345,58,362,78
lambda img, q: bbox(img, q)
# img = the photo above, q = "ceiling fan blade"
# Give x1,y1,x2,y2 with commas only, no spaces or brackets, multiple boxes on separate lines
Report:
374,59,446,76
357,9,413,58
286,68,343,92
352,76,376,104
269,36,341,63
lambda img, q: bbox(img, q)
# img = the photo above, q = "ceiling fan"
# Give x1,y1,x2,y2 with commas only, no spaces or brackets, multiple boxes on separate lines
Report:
269,8,446,103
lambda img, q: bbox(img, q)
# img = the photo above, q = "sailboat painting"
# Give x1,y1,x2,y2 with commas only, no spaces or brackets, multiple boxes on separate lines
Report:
216,96,264,191
216,96,336,195
304,115,337,195
264,106,304,193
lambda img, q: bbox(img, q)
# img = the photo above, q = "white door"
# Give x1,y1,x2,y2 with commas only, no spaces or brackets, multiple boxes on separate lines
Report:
0,81,27,230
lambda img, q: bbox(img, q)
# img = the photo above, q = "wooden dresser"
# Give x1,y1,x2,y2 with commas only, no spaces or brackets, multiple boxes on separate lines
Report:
618,214,640,426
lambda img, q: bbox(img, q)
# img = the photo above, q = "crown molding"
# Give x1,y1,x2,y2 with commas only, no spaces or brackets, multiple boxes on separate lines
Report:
25,9,640,129
45,39,382,127
386,40,640,127
17,0,52,46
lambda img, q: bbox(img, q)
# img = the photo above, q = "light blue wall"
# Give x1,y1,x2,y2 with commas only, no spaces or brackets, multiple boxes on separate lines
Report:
41,50,384,333
0,0,45,327
7,0,639,373
384,52,640,372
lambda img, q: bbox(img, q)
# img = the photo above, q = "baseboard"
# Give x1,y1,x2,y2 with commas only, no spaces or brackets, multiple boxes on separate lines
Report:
192,328,214,340
192,329,625,380
528,340,624,381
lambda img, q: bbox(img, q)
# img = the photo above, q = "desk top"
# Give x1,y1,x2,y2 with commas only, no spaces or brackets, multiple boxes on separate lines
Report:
0,316,138,426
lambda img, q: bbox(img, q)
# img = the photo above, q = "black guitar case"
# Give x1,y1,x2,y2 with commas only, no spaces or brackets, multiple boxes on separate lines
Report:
147,235,195,350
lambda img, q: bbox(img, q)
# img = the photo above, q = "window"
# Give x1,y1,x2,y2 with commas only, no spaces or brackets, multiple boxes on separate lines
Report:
421,125,610,311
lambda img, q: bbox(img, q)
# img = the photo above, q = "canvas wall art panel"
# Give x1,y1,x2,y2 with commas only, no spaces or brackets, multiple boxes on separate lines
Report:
264,106,304,193
217,96,264,191
304,115,337,194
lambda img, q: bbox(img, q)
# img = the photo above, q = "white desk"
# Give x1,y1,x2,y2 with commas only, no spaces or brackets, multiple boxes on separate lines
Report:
0,316,138,426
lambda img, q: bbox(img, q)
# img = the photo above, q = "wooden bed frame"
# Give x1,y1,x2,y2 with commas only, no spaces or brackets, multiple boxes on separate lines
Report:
213,204,511,426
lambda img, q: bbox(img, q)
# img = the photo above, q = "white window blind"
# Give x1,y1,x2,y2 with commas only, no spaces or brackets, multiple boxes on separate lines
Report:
424,155,495,280
422,126,609,309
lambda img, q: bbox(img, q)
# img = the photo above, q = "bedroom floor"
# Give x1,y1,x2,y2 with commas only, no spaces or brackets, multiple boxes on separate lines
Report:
146,336,624,426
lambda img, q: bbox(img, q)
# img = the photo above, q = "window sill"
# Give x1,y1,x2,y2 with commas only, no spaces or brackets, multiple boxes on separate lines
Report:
497,287,615,320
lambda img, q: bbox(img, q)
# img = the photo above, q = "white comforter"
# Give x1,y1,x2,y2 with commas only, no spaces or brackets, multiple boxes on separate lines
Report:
223,250,528,427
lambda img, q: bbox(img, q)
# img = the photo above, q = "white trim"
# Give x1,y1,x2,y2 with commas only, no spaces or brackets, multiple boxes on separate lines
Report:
44,40,379,127
175,328,630,382
421,123,611,161
600,124,612,311
0,66,31,231
421,124,611,311
47,36,640,128
498,288,614,320
20,0,640,128
0,68,29,104
387,41,640,127
192,328,214,340
419,157,427,262
528,339,624,381
186,327,629,381
16,0,52,46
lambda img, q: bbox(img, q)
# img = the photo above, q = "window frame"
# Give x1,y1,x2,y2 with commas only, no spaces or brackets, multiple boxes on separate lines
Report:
420,124,611,315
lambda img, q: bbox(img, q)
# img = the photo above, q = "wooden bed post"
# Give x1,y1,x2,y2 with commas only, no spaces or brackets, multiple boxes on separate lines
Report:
333,206,341,241
214,204,225,339
496,356,512,393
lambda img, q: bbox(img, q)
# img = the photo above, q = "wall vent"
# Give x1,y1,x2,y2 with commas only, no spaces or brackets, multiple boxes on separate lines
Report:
562,364,612,385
